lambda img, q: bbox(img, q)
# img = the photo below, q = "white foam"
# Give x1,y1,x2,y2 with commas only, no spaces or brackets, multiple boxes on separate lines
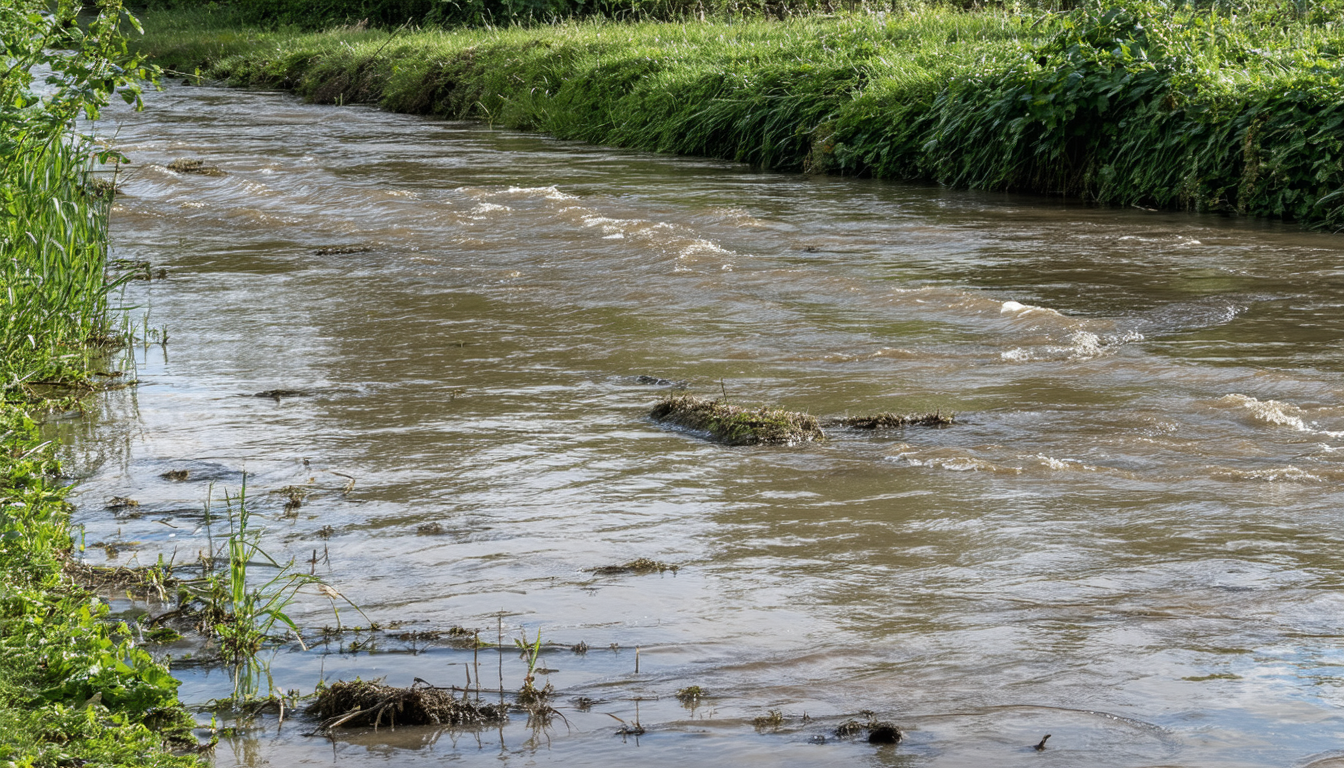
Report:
1219,394,1309,432
678,240,733,260
1001,300,1062,317
503,185,576,201
1032,454,1099,472
1211,466,1322,483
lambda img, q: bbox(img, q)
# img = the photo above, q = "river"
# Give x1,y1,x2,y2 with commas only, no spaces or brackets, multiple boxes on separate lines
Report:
58,81,1344,767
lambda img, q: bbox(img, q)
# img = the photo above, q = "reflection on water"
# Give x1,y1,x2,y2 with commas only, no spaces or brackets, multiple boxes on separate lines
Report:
54,84,1344,766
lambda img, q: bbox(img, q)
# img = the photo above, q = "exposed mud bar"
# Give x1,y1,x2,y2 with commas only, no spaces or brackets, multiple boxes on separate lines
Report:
649,394,824,446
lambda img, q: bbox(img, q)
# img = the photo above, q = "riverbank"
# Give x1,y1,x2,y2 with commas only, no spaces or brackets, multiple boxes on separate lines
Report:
0,3,197,764
135,2,1344,229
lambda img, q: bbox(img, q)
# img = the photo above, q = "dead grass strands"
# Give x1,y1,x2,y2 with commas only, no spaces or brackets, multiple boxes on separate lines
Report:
65,560,178,602
650,394,824,446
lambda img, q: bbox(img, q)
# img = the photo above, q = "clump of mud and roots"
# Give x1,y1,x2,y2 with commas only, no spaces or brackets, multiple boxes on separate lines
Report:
650,394,825,446
309,680,508,730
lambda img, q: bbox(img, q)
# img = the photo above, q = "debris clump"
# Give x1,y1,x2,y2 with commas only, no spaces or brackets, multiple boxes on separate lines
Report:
592,558,678,576
166,158,225,176
309,680,507,730
831,412,955,429
753,709,785,731
314,245,374,256
867,722,902,744
253,389,306,400
834,714,904,745
650,394,824,446
675,686,704,704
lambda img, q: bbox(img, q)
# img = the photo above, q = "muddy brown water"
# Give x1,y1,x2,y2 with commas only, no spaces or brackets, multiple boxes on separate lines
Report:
55,83,1344,766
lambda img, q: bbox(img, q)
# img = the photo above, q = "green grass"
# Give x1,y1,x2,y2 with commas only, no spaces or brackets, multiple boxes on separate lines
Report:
0,2,195,763
0,410,198,767
135,1,1344,228
0,140,124,393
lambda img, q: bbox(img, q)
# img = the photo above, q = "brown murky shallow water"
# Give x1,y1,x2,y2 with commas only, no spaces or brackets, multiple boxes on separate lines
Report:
55,83,1344,766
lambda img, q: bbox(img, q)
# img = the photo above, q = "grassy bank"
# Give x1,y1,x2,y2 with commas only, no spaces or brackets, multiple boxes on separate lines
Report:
136,1,1344,228
1,3,196,765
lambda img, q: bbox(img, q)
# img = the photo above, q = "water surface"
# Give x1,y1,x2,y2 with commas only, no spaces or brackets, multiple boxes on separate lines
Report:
62,84,1344,767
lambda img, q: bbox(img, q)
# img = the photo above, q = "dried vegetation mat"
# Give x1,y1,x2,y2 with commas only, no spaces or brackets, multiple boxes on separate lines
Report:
310,680,508,730
650,394,824,446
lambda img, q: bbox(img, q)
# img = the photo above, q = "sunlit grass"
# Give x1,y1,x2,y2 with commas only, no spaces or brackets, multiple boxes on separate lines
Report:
135,2,1344,223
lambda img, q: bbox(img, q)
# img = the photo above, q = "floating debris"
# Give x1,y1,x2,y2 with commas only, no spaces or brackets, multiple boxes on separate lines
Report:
675,686,704,704
415,522,445,536
309,680,507,729
831,412,955,429
1035,734,1052,751
105,496,140,511
273,485,311,514
253,389,307,401
65,561,176,601
160,469,190,481
166,158,225,176
834,719,865,737
633,375,683,387
753,709,785,732
84,178,120,199
650,394,824,446
834,714,903,744
867,722,902,744
314,245,374,256
592,558,678,576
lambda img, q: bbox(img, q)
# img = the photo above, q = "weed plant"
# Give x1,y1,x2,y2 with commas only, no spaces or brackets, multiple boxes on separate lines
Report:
178,481,350,700
137,0,1344,228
